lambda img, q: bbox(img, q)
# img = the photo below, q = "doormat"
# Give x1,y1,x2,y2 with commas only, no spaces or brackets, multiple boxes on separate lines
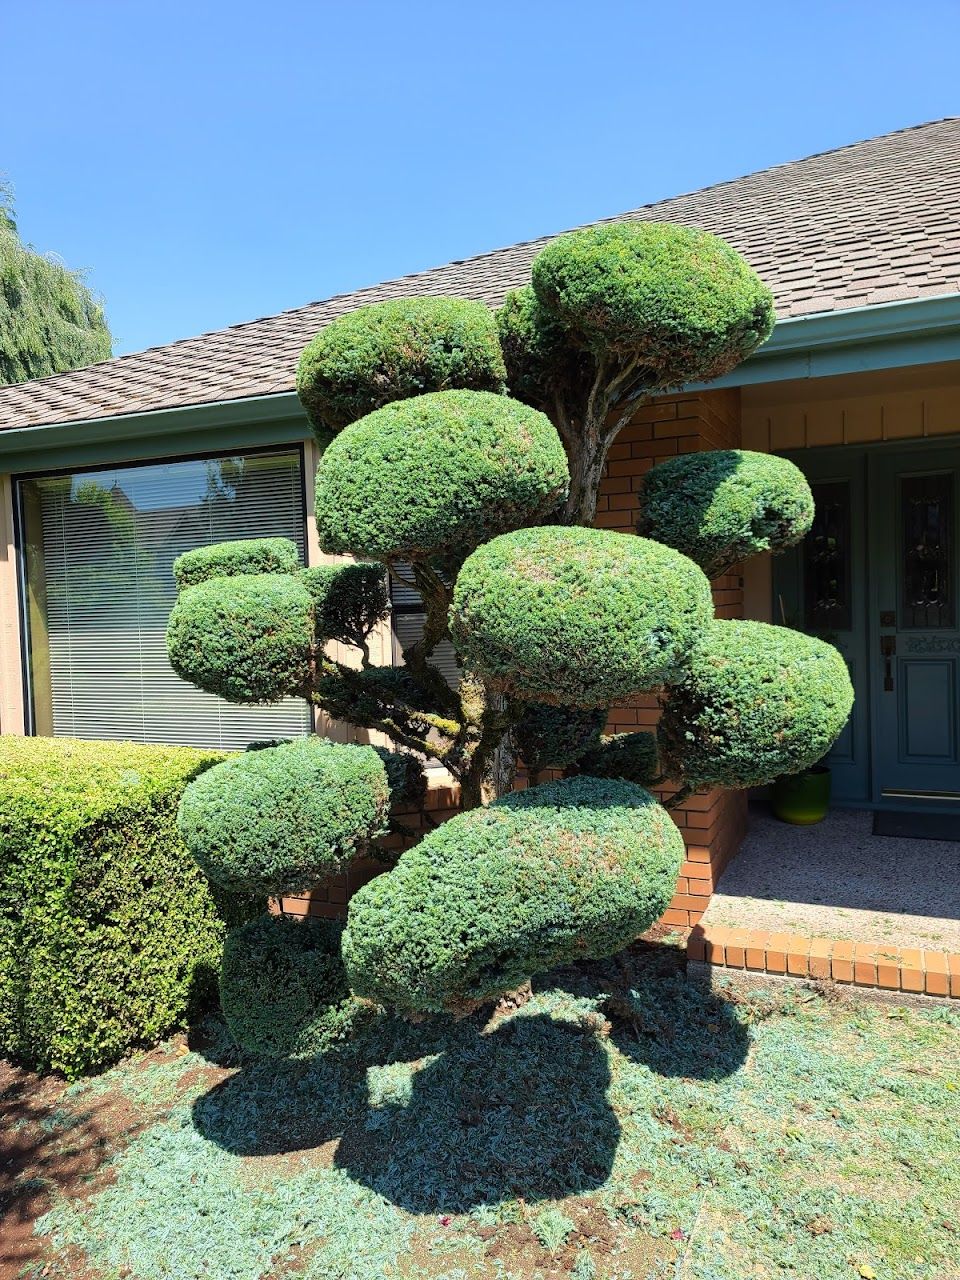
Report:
873,810,960,842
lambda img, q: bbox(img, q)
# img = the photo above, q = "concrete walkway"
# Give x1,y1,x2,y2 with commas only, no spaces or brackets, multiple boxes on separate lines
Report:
701,805,960,953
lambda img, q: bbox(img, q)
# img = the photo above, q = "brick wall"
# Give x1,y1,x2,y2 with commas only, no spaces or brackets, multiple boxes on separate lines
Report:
280,387,747,930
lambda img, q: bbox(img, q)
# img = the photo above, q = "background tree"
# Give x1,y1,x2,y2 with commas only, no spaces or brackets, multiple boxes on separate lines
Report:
0,181,111,385
167,224,853,1047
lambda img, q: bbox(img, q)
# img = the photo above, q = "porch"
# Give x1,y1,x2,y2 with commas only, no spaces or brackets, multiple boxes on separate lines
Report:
688,800,960,998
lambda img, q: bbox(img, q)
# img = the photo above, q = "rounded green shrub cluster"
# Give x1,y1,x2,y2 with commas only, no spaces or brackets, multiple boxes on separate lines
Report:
450,526,714,706
173,537,300,591
637,451,815,577
177,738,391,895
574,731,660,786
372,746,428,810
166,572,314,704
658,620,854,788
314,390,569,563
300,561,389,646
531,223,775,384
511,702,607,772
342,775,684,1015
220,914,369,1057
296,297,507,436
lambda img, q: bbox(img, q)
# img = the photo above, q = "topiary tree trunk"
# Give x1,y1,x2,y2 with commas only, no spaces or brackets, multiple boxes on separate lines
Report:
165,225,854,1048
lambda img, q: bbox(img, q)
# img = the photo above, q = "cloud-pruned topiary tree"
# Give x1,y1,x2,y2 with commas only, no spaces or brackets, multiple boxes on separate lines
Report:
167,221,852,1046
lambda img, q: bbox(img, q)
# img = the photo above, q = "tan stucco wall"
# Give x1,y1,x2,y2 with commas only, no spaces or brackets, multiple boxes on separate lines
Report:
0,473,25,734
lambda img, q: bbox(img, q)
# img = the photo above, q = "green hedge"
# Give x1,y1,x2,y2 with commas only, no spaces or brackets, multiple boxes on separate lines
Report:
0,737,239,1077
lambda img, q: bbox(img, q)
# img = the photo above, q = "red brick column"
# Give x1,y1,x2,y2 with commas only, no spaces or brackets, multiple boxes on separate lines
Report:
598,388,746,929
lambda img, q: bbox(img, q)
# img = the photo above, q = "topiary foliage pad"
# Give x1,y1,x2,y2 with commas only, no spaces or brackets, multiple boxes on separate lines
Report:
166,572,314,704
314,389,569,563
177,738,391,896
296,296,507,436
511,702,608,772
173,537,300,591
450,525,714,707
658,619,855,789
220,913,370,1057
342,775,684,1016
637,450,815,578
531,222,775,383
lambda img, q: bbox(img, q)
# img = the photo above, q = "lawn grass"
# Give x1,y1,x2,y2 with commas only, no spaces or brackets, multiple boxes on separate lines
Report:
7,946,959,1280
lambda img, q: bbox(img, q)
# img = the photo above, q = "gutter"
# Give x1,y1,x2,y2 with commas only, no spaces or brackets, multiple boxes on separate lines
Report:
689,292,960,389
1,292,959,471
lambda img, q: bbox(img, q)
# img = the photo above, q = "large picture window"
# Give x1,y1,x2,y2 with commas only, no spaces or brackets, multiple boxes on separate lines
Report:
19,448,312,748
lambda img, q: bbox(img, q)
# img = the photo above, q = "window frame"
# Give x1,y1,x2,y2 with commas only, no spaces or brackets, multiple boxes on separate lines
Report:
13,440,307,739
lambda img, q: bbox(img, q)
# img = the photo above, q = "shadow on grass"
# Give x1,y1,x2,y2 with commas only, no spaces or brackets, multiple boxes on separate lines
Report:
192,955,750,1213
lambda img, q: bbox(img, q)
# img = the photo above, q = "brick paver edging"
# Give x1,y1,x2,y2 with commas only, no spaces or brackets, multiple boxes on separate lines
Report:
688,924,960,999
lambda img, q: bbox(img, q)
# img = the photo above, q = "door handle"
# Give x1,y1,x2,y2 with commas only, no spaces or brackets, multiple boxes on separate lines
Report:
880,635,896,692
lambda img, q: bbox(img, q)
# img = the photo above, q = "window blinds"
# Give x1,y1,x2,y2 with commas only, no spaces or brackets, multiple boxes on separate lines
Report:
21,450,311,749
389,566,461,688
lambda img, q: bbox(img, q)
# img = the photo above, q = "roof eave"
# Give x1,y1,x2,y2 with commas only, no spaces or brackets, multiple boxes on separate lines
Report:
690,292,960,389
2,292,959,472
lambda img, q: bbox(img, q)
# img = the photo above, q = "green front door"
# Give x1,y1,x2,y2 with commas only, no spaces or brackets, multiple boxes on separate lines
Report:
869,446,960,806
775,440,960,810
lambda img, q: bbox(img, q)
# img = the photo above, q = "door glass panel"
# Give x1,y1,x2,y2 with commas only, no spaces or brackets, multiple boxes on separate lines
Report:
900,473,954,629
804,481,851,632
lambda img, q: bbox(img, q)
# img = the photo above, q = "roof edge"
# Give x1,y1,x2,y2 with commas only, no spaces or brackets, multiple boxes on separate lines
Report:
2,291,959,456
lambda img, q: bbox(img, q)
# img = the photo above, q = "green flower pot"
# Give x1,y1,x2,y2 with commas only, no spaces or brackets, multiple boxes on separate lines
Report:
770,765,831,825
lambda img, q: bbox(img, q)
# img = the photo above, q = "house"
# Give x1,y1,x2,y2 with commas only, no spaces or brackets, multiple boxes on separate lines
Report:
2,119,959,995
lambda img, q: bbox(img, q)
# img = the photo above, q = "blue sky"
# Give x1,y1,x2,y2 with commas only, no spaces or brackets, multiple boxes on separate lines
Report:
5,0,958,357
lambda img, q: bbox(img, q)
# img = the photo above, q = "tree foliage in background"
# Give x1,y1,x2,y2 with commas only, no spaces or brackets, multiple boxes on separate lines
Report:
167,219,853,1045
0,180,111,385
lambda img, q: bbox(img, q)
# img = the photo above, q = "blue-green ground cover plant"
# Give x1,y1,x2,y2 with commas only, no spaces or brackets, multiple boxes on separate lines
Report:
16,948,960,1280
163,219,852,1047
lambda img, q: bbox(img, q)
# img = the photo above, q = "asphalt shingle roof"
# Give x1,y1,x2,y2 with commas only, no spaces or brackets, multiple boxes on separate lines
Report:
2,118,959,431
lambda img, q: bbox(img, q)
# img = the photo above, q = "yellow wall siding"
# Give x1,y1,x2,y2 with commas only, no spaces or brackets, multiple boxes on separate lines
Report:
742,361,960,452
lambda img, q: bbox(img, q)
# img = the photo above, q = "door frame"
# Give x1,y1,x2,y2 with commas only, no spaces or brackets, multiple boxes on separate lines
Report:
777,435,960,812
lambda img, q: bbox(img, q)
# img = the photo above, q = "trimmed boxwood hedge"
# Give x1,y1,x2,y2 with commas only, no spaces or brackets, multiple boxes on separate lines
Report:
314,389,569,563
220,914,370,1057
0,736,239,1077
342,776,684,1015
637,450,814,577
296,296,508,436
658,620,855,788
177,738,391,897
450,526,713,706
